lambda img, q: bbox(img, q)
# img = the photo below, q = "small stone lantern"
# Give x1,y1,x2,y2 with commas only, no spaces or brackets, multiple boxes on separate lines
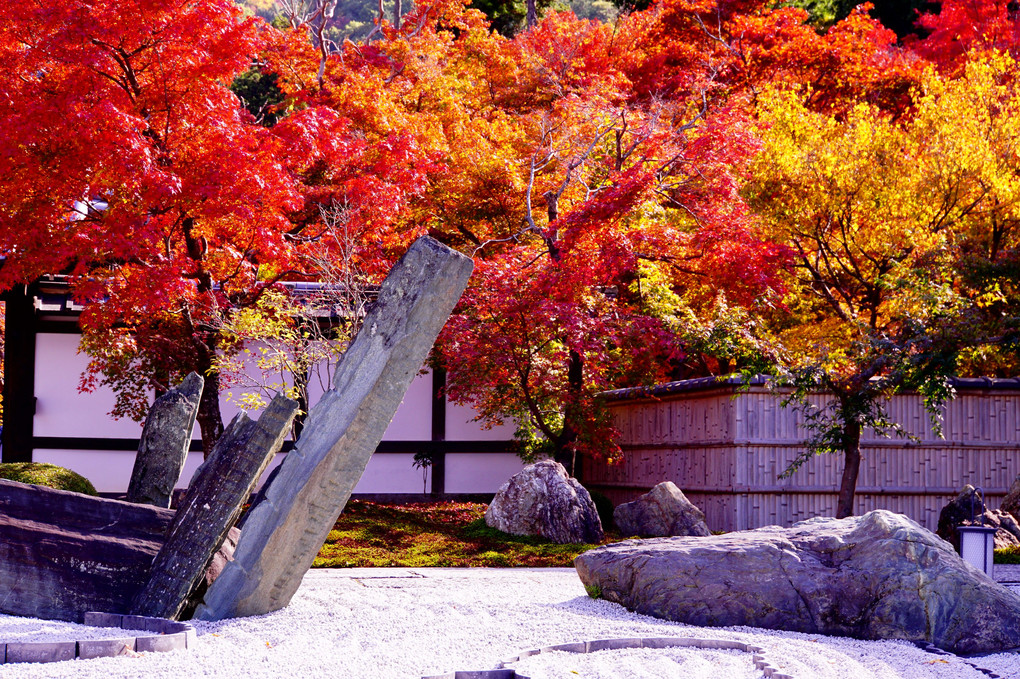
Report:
957,487,997,578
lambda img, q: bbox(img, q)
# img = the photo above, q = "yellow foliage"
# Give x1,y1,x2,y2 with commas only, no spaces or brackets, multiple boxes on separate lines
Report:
747,53,1020,370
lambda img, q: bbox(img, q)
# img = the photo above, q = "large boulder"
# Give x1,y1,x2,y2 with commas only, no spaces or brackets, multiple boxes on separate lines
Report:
486,460,603,544
613,481,711,538
937,485,1020,551
575,510,1020,655
0,478,237,622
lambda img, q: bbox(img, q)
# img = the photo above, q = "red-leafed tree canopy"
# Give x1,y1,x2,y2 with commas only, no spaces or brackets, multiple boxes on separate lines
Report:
2,0,1014,483
0,0,417,452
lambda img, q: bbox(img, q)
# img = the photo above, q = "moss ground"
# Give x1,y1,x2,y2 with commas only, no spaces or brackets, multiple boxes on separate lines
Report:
0,462,98,495
313,500,618,568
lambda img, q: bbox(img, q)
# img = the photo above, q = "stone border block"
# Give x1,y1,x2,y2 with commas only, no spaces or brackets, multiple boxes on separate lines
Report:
5,641,76,664
83,612,124,628
5,612,197,665
542,642,585,653
427,636,794,679
120,615,151,631
586,638,642,652
136,632,187,653
78,638,137,660
642,637,695,649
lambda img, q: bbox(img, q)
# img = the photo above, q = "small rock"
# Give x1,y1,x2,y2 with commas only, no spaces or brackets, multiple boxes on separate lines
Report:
1001,474,1020,521
613,481,711,538
486,460,603,544
937,485,1020,550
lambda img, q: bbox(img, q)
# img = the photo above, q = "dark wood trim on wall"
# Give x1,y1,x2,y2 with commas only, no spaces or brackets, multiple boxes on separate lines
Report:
31,436,517,455
35,320,82,334
3,285,37,463
430,367,447,494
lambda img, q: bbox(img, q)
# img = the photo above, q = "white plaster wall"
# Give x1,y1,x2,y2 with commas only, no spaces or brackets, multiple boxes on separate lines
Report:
33,449,204,494
216,353,433,443
352,453,424,493
444,452,525,493
445,399,515,441
381,371,433,440
34,334,146,439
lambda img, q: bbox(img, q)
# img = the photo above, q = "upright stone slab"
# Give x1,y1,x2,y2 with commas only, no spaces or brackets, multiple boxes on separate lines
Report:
131,394,298,620
194,236,473,620
126,372,204,508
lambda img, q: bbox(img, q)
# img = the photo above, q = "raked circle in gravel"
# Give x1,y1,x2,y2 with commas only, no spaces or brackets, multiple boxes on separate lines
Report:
1,568,1017,679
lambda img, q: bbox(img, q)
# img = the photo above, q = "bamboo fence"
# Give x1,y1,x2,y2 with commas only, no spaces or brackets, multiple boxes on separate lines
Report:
581,377,1020,532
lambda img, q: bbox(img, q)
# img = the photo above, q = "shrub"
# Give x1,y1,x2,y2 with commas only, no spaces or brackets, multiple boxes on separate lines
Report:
995,545,1020,565
585,487,615,531
0,462,98,495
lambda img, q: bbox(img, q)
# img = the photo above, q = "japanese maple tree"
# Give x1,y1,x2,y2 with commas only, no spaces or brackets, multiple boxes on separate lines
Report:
0,0,360,452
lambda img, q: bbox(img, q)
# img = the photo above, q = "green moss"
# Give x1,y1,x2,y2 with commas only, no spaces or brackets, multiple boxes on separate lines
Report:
995,545,1020,564
313,500,614,568
584,583,602,599
0,463,98,495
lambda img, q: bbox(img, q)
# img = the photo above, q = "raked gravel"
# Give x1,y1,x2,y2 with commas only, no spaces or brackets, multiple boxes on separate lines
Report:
0,568,1018,679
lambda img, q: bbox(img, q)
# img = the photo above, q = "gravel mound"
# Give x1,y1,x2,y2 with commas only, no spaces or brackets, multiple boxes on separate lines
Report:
0,568,1014,678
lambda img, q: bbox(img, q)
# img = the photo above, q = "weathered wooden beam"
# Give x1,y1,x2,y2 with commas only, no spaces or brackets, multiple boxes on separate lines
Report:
131,394,298,620
126,372,204,508
195,236,473,620
0,479,237,622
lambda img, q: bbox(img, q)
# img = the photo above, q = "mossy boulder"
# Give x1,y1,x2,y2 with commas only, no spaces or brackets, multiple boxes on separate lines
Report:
0,462,98,495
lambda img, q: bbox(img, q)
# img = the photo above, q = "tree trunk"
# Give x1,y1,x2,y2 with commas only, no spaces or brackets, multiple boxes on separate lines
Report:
196,370,225,459
292,364,310,441
554,348,583,476
393,0,401,29
836,421,862,519
525,0,537,29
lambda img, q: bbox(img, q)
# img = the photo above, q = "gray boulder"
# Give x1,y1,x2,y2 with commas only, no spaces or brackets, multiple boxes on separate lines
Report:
1001,474,1020,522
613,481,711,538
575,510,1020,655
486,460,603,544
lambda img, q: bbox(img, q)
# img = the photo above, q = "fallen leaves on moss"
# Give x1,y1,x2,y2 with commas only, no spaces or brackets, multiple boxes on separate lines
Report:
313,500,617,568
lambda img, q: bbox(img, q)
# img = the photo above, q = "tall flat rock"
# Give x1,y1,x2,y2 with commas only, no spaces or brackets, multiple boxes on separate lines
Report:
195,235,473,621
132,395,298,620
126,372,203,508
575,510,1020,655
0,478,237,622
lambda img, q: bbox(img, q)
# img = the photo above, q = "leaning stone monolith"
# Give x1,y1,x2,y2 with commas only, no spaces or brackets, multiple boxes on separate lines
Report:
126,372,203,508
194,236,473,621
131,394,298,620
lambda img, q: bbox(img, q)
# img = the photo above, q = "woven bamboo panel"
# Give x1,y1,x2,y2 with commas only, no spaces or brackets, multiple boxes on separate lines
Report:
585,384,1020,533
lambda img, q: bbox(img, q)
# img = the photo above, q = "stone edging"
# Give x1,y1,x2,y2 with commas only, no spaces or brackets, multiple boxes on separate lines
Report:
422,636,793,679
1,612,196,664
